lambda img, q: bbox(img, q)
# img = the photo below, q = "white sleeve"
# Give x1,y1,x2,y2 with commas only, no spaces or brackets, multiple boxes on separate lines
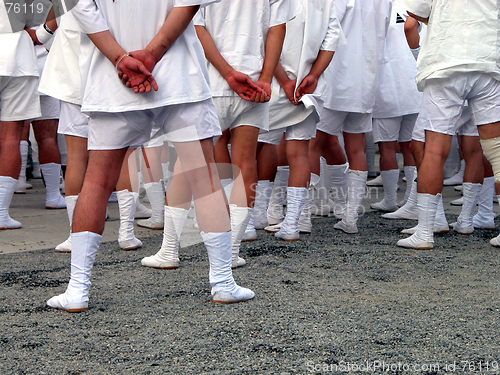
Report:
334,0,348,24
71,0,108,35
173,0,221,7
395,0,432,19
321,1,346,52
192,8,206,27
270,0,290,27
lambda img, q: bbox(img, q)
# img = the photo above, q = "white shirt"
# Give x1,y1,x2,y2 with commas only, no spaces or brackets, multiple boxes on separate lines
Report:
0,1,38,77
373,6,421,118
194,0,291,97
72,0,218,113
269,0,345,129
38,12,83,104
396,0,500,90
322,0,392,113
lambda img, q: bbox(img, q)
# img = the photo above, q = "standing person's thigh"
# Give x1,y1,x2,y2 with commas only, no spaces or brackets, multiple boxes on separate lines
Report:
372,116,402,143
398,114,418,143
468,73,500,138
0,76,40,122
317,108,346,137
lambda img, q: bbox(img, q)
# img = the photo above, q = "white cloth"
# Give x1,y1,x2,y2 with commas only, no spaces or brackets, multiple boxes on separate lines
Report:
322,0,392,113
39,12,83,105
0,1,39,77
258,113,317,144
269,0,345,130
212,97,269,132
72,0,219,113
58,102,89,138
193,0,291,97
396,0,500,90
373,6,422,118
0,76,41,121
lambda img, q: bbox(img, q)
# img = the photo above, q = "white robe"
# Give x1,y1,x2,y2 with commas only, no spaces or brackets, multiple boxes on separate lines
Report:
372,6,422,118
269,0,345,130
71,0,218,113
193,0,291,97
322,0,392,113
396,0,500,90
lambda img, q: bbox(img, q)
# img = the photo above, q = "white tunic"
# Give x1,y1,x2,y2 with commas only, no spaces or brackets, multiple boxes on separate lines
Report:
396,0,500,90
0,1,38,77
269,0,345,129
71,0,218,113
372,6,421,119
322,0,392,113
193,0,291,97
38,12,83,105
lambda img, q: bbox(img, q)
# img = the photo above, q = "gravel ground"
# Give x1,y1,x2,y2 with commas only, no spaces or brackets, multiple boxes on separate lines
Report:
1,208,500,374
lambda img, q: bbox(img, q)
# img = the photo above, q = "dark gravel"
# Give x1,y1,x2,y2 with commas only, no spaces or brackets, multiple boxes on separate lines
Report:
1,211,500,374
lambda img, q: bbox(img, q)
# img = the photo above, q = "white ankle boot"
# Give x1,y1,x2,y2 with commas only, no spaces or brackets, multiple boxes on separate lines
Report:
334,170,367,234
15,141,32,194
134,201,152,219
397,193,439,249
141,206,189,269
399,166,416,206
0,176,22,229
41,163,66,209
242,215,257,242
137,182,165,229
117,190,142,250
202,231,254,303
296,173,320,234
328,163,348,219
47,231,102,312
453,182,481,234
401,194,449,235
371,169,399,212
443,159,465,186
382,174,418,220
230,205,252,268
312,160,332,216
267,166,288,225
473,177,495,229
55,195,79,253
253,180,273,229
276,187,307,241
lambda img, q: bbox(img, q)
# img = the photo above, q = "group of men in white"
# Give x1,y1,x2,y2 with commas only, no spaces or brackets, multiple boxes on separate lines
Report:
1,0,500,313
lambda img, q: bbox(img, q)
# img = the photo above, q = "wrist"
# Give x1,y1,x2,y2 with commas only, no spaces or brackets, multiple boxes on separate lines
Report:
115,53,131,71
35,25,53,45
144,46,161,64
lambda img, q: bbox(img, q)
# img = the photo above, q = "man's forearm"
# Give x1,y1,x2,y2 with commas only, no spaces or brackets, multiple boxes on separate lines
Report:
308,50,334,80
145,6,200,63
88,30,127,67
195,24,234,79
259,23,286,83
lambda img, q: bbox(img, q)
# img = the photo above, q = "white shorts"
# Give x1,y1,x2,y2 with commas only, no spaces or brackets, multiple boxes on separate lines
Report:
258,114,317,145
58,101,89,138
419,73,500,136
88,99,221,150
317,108,372,135
0,76,41,122
213,96,269,132
413,104,479,142
36,95,60,121
372,114,418,143
143,125,166,148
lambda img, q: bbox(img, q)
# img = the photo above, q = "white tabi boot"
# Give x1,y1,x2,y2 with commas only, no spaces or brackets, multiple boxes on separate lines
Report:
137,182,165,229
141,206,189,269
203,231,254,303
327,163,348,220
275,187,308,241
230,204,252,268
297,173,321,234
0,176,22,229
242,214,258,242
15,141,32,193
312,160,332,216
117,190,142,250
397,193,439,249
334,170,367,234
371,169,399,212
399,166,416,206
382,172,418,220
452,182,481,234
473,177,495,230
267,166,289,225
47,231,102,312
253,180,273,229
41,163,66,209
401,193,449,235
55,195,79,253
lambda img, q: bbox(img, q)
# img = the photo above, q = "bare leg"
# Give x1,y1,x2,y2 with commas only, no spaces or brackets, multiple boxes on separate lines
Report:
343,132,367,171
410,140,425,169
417,131,452,194
142,146,164,184
287,140,310,188
72,148,128,234
378,141,399,171
32,119,61,165
229,125,260,207
214,129,233,180
64,135,88,196
0,121,23,178
256,142,278,181
460,136,483,184
399,141,416,167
